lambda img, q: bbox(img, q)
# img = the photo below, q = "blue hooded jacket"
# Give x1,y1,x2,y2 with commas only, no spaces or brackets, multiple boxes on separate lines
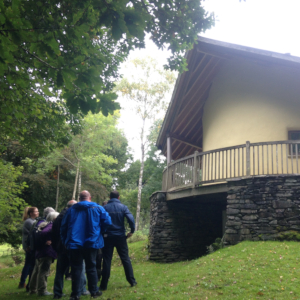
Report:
104,198,135,237
60,201,111,249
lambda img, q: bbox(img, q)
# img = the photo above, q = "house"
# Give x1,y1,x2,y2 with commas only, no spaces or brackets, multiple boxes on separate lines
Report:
149,37,300,262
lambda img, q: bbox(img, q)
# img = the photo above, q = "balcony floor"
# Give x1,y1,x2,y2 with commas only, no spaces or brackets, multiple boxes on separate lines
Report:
166,182,228,201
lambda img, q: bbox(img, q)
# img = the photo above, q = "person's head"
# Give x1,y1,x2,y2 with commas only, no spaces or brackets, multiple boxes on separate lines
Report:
67,200,77,208
43,207,55,219
46,212,59,222
102,200,108,206
22,207,39,221
79,190,91,202
110,190,119,199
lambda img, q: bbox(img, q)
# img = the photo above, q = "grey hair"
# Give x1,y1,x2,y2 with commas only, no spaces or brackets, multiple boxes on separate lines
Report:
46,212,59,222
43,207,55,218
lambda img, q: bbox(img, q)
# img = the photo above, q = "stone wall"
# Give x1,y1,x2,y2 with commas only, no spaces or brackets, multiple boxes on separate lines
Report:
149,192,226,262
224,176,300,245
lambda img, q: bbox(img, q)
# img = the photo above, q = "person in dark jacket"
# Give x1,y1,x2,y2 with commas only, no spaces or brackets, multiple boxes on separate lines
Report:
19,206,39,289
28,207,55,295
33,211,59,296
61,191,112,300
100,190,137,291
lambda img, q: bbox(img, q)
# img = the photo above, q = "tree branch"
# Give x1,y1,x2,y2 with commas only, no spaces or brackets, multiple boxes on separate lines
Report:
20,46,58,70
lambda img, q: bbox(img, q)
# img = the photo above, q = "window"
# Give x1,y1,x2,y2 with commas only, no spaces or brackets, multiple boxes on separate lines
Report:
288,131,300,155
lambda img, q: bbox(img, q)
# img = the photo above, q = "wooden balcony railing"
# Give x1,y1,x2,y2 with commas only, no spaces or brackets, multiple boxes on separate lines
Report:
162,140,300,192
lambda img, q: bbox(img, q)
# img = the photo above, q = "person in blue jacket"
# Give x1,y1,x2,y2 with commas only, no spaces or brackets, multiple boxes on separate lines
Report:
100,190,137,291
61,190,111,300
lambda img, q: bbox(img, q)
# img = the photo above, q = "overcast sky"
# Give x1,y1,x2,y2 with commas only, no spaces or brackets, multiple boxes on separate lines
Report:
117,0,300,161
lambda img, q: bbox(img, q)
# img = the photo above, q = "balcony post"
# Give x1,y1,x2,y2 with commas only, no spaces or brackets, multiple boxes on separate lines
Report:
167,135,172,164
193,151,198,188
246,141,250,176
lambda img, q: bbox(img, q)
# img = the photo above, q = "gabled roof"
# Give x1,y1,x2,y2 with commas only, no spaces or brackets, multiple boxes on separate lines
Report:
157,37,300,160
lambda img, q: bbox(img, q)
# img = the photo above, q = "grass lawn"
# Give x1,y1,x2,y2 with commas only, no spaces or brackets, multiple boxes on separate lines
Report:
0,240,300,299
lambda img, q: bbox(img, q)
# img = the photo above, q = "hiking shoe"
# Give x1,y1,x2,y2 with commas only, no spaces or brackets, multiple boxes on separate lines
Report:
18,283,26,288
53,294,66,299
38,291,53,296
91,291,102,298
69,297,80,300
131,282,137,287
81,290,90,296
99,286,106,291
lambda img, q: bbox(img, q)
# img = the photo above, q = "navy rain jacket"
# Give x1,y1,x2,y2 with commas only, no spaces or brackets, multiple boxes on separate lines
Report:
60,201,112,249
104,198,135,237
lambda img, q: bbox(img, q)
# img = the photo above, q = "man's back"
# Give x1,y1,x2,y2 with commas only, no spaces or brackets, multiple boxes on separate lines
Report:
104,198,135,237
61,201,111,249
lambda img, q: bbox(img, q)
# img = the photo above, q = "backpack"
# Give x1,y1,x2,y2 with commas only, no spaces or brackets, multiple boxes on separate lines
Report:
26,218,45,252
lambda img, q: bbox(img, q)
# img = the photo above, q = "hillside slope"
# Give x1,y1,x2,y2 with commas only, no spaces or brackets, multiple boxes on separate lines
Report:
0,240,299,299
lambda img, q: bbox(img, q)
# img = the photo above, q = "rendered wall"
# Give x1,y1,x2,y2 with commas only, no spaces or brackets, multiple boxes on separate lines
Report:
202,59,300,152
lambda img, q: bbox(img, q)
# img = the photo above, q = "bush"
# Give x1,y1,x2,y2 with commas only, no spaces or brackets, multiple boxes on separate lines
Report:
207,237,224,254
127,230,148,243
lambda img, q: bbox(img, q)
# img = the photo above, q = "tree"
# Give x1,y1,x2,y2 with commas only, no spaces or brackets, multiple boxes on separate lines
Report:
118,120,166,228
117,58,175,230
34,111,129,204
0,160,27,247
0,0,214,151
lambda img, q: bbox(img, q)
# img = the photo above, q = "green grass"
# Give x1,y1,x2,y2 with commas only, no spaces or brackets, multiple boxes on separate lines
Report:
1,241,300,299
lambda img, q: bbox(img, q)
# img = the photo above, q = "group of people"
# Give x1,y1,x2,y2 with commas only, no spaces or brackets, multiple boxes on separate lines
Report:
19,190,137,299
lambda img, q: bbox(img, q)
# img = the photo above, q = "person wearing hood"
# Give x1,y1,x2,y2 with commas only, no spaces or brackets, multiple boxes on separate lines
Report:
31,211,59,296
60,190,112,300
28,206,55,295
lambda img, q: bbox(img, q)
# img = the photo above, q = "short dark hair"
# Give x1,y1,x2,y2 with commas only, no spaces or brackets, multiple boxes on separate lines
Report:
110,190,119,199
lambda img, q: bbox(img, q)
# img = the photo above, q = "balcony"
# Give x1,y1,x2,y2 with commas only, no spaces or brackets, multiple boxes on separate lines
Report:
162,140,300,193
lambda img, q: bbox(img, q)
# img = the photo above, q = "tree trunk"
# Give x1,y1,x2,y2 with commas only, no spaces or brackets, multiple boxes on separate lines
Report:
77,168,81,201
136,119,146,231
55,165,60,211
72,160,80,200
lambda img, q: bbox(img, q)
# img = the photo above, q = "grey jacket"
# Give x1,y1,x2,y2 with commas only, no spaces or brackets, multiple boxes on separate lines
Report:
22,218,35,251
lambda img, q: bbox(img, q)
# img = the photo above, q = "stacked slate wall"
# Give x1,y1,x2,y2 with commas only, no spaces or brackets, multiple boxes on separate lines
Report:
224,176,300,245
149,192,226,262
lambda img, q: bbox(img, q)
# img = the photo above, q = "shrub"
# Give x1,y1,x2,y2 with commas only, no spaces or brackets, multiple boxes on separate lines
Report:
128,230,148,243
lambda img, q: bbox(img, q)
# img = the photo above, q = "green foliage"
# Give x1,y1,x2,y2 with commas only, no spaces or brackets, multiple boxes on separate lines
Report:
127,230,148,243
0,0,214,153
0,160,27,247
207,237,224,254
276,231,300,241
21,111,129,209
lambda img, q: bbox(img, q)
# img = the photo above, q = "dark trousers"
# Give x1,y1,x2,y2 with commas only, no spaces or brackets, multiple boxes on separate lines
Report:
54,251,87,297
69,248,98,297
20,251,35,285
100,236,136,289
96,249,103,281
53,252,69,297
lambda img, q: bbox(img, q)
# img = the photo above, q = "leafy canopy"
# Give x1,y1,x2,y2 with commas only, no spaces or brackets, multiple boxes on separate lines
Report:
0,0,213,151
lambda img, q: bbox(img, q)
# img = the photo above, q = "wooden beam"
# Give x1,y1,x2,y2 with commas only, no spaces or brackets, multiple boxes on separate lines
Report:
174,81,212,133
182,57,219,104
175,60,221,128
167,135,172,164
170,133,202,150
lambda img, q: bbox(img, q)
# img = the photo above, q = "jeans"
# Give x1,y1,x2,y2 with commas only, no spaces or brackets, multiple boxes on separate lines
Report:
100,236,136,289
20,251,35,285
69,248,98,297
54,251,87,297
